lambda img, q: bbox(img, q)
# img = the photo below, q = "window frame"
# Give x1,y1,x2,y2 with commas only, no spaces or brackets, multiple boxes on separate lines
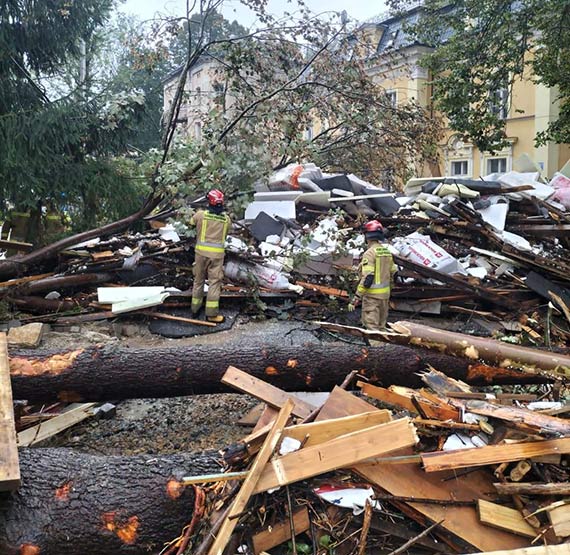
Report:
486,156,508,174
386,90,397,107
450,159,470,177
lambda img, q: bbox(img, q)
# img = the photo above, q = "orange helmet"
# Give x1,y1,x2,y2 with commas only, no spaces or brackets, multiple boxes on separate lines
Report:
363,220,384,233
207,189,224,206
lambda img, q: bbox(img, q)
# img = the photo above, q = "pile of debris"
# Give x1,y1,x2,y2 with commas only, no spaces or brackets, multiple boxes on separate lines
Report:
160,362,570,554
2,156,570,347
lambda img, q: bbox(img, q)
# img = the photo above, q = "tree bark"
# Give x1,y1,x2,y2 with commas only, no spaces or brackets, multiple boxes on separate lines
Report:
9,342,550,403
0,448,219,555
389,320,570,373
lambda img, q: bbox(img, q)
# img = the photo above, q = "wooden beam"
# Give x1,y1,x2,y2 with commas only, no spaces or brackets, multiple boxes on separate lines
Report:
208,399,294,555
358,381,459,421
477,500,536,538
422,438,570,473
0,333,20,491
253,418,418,494
252,507,310,555
221,366,315,419
494,482,570,497
463,544,570,555
17,403,97,447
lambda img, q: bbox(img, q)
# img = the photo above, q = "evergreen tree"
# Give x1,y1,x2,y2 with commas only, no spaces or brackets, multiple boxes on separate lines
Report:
0,0,148,241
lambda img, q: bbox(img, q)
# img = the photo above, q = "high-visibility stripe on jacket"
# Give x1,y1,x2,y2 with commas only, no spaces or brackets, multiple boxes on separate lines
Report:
190,209,231,259
357,242,397,300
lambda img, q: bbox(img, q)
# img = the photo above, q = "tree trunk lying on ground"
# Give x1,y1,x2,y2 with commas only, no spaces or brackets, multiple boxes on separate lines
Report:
0,448,219,555
9,342,550,403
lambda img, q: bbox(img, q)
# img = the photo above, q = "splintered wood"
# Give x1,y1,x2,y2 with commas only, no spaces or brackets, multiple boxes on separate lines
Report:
218,365,552,553
0,333,20,491
421,439,570,473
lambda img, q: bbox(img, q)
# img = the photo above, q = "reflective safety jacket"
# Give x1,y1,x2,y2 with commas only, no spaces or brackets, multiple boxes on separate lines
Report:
356,241,397,299
190,209,231,259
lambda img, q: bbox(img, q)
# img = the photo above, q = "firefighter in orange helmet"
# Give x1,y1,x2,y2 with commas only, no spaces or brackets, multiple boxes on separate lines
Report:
350,220,397,331
189,189,231,323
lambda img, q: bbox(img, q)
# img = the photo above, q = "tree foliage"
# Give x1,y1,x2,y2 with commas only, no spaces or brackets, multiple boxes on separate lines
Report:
0,0,149,239
388,0,570,152
148,0,442,206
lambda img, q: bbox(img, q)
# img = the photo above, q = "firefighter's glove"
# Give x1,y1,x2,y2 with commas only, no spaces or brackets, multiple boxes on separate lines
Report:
363,274,374,288
347,298,360,312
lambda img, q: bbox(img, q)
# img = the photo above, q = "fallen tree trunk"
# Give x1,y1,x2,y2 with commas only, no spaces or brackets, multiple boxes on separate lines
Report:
389,320,570,373
9,341,550,403
0,196,161,281
0,448,219,555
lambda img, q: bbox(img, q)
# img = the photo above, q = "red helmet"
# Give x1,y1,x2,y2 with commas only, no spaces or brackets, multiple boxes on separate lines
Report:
207,189,224,206
363,220,384,233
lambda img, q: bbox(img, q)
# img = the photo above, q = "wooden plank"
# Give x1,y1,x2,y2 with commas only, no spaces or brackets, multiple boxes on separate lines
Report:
283,410,392,446
316,386,377,421
252,406,279,433
463,544,570,555
477,500,536,538
328,382,528,551
208,400,294,555
358,381,417,413
494,482,570,496
237,403,266,427
253,418,418,494
222,366,315,419
0,333,20,491
422,438,570,473
17,403,97,447
243,409,391,455
548,504,570,537
252,507,310,554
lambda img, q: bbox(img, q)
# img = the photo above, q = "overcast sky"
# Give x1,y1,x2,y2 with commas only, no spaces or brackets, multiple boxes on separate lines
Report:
119,0,388,27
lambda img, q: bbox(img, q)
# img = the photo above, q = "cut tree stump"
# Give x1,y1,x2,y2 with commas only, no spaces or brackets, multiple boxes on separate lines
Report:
8,342,550,403
0,448,219,555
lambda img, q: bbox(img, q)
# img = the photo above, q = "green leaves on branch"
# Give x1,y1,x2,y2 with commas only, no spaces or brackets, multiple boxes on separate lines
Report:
390,0,570,150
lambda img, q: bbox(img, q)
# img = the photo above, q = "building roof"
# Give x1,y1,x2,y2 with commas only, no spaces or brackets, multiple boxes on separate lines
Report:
372,4,454,55
161,55,218,85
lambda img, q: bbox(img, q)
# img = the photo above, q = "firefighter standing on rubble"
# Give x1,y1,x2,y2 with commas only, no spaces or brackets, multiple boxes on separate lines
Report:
349,220,397,331
189,189,231,323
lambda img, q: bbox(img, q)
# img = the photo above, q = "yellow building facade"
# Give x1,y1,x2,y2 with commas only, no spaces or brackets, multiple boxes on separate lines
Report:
363,14,569,179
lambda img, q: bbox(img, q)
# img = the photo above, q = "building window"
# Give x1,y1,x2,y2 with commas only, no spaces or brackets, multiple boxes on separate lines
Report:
194,122,202,142
450,160,469,177
304,125,314,141
386,90,397,107
490,84,509,120
487,157,508,174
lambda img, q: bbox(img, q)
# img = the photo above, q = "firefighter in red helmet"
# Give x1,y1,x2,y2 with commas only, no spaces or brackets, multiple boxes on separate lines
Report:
350,220,397,331
189,189,231,323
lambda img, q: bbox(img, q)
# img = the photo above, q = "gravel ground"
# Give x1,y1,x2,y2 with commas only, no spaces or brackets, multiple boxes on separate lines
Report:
44,394,259,455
